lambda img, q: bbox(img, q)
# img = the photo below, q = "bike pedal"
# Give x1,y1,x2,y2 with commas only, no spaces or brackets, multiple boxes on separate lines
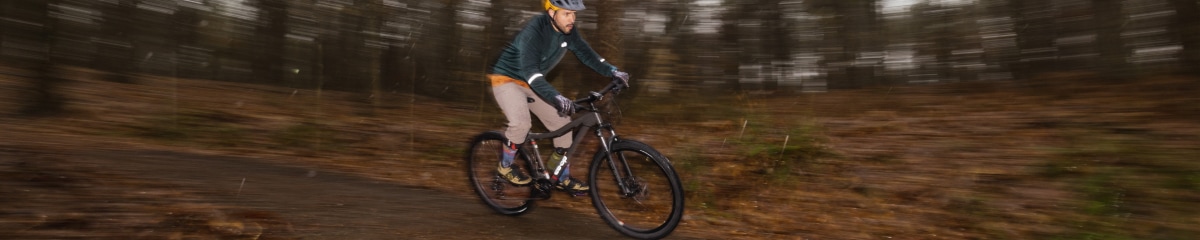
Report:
532,181,555,200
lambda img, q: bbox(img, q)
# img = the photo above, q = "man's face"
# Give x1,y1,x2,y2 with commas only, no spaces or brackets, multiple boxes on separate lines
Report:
549,9,577,33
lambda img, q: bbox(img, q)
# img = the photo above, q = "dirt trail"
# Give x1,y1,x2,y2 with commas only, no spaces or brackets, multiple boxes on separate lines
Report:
0,66,706,239
1,145,634,239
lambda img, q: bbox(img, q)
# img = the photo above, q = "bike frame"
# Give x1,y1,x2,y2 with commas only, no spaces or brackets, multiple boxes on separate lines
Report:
517,84,639,197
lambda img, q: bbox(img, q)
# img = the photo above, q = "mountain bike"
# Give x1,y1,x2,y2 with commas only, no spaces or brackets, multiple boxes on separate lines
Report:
465,80,684,239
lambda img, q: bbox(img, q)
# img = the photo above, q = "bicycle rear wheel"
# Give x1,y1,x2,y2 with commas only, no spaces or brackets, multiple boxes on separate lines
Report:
589,140,684,239
466,131,534,215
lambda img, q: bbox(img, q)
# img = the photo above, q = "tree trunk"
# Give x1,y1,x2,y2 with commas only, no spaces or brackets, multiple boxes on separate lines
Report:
1094,0,1129,81
847,1,880,87
1010,0,1057,81
253,0,288,85
1169,0,1200,76
760,0,785,91
7,0,65,116
94,0,137,83
719,1,750,92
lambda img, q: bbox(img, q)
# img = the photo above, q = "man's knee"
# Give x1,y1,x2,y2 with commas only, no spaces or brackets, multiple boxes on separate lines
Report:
508,121,532,133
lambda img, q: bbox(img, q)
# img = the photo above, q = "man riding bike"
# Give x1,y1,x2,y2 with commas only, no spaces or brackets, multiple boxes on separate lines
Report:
489,0,631,193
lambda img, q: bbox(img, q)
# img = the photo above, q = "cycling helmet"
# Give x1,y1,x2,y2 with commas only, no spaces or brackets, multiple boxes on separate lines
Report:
544,0,586,11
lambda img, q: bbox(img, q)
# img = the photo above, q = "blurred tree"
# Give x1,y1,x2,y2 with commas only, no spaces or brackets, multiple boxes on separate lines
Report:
665,0,698,92
1169,0,1200,76
722,1,771,92
360,0,388,110
172,0,211,80
759,0,787,90
595,0,626,78
913,2,975,82
379,0,414,96
718,1,745,92
846,0,881,87
483,0,517,75
318,2,353,91
94,0,137,83
316,0,389,93
1009,0,1056,80
3,0,65,115
975,0,1020,82
398,0,465,99
1094,0,1129,80
808,0,880,89
251,0,289,85
478,0,514,106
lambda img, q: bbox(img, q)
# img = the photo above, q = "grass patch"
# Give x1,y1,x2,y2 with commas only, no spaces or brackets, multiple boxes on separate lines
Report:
673,145,719,215
132,110,249,147
269,121,350,154
1038,126,1200,239
272,121,323,149
733,117,833,183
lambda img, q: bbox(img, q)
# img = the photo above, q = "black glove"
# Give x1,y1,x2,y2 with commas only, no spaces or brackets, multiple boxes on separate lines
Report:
553,95,575,116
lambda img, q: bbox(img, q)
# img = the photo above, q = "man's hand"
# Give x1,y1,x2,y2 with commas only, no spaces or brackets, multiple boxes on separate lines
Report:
612,70,630,87
554,95,575,116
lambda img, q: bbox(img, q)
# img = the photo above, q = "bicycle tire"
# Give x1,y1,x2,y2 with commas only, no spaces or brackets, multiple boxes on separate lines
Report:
465,131,535,215
588,140,684,239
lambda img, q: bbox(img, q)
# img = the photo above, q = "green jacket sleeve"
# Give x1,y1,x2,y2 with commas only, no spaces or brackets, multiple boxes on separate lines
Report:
566,31,618,77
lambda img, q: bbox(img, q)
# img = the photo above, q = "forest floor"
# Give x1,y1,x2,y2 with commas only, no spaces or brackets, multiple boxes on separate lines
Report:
2,66,1199,239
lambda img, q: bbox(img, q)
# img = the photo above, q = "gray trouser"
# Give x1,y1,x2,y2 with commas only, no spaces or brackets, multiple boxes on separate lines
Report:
492,82,572,148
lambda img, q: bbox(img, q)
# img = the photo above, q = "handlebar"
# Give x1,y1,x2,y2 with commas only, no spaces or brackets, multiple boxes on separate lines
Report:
572,79,626,105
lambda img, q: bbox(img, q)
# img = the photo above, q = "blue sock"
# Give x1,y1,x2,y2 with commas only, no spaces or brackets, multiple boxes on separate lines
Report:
558,163,570,182
501,142,516,167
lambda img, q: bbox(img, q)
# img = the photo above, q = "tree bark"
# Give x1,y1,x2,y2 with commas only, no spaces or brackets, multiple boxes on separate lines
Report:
1169,0,1200,76
253,0,289,85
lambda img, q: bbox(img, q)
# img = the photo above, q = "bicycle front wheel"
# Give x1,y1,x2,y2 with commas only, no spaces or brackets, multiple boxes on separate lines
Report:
465,131,534,215
589,140,684,239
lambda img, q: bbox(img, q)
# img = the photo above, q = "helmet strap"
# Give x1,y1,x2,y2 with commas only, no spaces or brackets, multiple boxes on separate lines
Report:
547,10,564,33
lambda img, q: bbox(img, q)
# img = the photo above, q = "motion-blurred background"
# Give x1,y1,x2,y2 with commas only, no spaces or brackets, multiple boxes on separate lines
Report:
4,0,1197,107
2,0,1199,239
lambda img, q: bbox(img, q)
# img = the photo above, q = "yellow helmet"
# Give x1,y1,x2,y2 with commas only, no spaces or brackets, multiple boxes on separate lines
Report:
543,0,586,11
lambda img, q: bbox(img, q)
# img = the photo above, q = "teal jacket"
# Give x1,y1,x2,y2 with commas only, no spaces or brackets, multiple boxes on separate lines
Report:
491,13,618,105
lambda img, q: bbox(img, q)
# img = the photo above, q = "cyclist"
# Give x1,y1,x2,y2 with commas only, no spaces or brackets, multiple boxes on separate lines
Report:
489,0,630,193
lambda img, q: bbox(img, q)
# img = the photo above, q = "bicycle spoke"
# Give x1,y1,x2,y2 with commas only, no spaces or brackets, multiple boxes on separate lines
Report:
590,140,684,239
466,132,534,215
